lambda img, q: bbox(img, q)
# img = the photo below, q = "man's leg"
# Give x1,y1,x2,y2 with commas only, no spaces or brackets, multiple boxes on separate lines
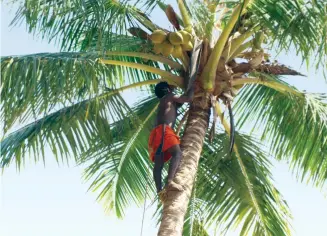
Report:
166,144,182,183
153,150,164,193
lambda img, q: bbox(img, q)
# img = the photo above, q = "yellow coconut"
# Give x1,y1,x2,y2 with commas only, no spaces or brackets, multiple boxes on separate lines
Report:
168,32,184,45
182,41,193,51
161,41,174,57
179,30,192,44
171,45,183,58
150,30,167,44
153,44,163,54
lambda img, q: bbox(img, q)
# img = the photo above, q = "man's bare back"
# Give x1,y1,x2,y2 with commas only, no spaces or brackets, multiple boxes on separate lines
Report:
155,94,179,128
155,91,194,127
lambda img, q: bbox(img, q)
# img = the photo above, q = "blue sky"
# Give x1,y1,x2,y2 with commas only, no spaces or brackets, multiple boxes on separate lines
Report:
1,1,327,236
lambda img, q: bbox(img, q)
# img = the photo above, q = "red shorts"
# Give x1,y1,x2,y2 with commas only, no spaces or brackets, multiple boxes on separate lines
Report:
148,124,180,163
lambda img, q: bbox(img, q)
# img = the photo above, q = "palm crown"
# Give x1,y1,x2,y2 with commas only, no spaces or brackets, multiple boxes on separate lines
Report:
1,0,327,235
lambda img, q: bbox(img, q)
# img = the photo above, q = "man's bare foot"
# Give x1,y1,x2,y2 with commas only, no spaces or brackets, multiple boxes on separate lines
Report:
158,189,167,204
157,181,183,205
166,180,184,191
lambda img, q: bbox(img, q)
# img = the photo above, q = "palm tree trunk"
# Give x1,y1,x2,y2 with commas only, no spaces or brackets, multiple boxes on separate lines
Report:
158,97,210,236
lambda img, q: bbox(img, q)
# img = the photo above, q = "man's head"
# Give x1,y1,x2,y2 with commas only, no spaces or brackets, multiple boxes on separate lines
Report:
155,82,172,98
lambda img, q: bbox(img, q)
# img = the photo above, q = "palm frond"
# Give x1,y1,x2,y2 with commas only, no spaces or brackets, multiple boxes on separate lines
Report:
187,0,214,39
12,0,157,51
249,0,327,73
198,0,326,75
78,32,152,52
197,132,292,236
183,191,210,236
137,0,168,13
234,77,327,187
1,51,181,132
1,90,131,169
150,128,291,235
82,96,159,217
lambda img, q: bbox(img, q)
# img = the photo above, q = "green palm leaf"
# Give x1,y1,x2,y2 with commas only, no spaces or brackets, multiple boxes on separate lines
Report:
1,51,181,132
2,1,327,235
82,96,159,217
234,77,327,187
187,0,216,40
183,190,210,236
78,32,150,52
0,90,131,168
197,132,292,236
152,130,291,235
249,0,327,71
13,0,157,51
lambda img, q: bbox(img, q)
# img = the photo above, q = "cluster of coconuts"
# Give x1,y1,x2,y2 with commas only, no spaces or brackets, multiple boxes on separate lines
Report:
150,28,194,58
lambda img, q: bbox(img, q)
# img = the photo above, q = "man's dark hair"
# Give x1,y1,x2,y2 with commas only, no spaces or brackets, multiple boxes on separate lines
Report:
155,82,171,98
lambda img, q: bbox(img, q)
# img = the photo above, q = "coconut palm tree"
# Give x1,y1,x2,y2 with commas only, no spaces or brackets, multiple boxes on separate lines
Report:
1,0,327,235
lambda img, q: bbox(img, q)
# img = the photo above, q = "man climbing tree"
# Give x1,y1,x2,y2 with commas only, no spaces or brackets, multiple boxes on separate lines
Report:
149,81,194,197
1,0,327,235
149,38,201,200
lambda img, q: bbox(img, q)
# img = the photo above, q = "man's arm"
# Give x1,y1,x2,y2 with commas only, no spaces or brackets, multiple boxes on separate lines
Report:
171,87,194,104
172,39,202,105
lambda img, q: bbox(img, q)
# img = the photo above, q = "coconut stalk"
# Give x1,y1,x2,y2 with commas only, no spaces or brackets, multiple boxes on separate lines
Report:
200,0,253,91
103,51,183,70
177,0,192,28
99,59,184,87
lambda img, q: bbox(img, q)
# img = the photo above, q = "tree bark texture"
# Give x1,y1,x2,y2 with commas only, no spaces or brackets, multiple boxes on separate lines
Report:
158,98,210,236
